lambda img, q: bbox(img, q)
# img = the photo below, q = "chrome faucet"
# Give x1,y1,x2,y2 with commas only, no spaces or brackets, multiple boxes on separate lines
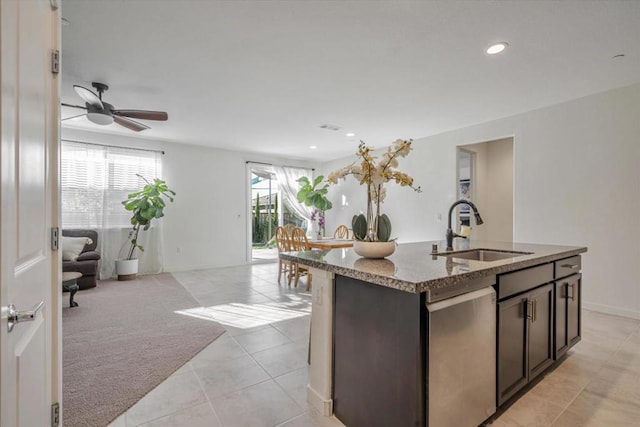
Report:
446,199,484,251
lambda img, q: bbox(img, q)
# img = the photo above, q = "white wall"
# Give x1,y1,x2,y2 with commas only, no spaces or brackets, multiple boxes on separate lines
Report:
61,128,315,271
485,139,513,242
320,83,640,319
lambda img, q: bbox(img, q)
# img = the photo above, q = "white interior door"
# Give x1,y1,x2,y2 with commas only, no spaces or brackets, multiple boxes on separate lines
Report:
1,0,60,426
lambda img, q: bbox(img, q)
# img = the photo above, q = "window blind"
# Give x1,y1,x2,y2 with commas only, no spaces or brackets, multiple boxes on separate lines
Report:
61,141,161,228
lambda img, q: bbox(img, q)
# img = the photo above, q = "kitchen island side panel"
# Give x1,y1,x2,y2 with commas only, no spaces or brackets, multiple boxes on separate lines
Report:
333,274,425,427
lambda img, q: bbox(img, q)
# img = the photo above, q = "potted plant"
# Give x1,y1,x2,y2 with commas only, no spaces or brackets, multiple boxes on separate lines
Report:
115,174,176,280
296,175,333,238
327,139,421,258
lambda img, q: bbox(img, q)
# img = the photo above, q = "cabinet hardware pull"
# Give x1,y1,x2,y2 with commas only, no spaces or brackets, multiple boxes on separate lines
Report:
563,282,569,299
569,283,576,301
532,299,537,323
561,264,579,269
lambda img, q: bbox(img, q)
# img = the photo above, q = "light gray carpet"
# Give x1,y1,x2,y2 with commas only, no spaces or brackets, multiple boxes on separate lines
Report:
62,273,225,427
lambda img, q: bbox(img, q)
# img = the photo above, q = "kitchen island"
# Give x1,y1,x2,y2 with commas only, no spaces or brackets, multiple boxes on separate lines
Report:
280,240,587,427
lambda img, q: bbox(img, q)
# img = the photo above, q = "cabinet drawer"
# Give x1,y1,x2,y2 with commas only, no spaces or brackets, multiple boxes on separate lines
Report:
497,263,554,300
555,256,581,278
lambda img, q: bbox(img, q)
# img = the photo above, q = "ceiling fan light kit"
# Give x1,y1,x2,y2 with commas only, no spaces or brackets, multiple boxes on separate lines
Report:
61,82,168,132
87,111,114,125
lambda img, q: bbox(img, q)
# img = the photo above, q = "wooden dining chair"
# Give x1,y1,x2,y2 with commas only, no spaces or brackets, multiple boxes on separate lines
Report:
275,226,294,285
334,224,349,239
290,227,312,291
283,223,295,239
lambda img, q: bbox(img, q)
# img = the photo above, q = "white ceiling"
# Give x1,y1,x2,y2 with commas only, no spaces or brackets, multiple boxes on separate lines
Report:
60,0,640,161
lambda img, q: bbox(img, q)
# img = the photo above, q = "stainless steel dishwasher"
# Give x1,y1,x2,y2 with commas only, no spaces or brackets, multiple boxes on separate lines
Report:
427,286,496,427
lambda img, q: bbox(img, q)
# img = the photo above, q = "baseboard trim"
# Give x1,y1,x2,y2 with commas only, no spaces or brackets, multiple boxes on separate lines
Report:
307,384,333,417
583,301,640,320
164,261,252,273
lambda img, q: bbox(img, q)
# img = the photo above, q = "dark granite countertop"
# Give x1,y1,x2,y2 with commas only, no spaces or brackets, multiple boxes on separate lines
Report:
280,240,587,294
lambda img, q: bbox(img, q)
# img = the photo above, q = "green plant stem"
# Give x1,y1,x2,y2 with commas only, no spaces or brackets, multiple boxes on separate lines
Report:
366,183,374,241
127,224,140,260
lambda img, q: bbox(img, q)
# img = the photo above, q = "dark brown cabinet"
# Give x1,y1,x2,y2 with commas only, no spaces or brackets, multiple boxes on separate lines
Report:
333,275,424,427
497,294,527,404
528,284,555,380
496,255,584,407
554,256,582,359
497,280,554,406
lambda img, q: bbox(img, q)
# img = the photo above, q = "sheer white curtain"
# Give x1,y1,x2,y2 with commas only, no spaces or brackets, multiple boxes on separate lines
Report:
61,141,163,279
273,166,314,232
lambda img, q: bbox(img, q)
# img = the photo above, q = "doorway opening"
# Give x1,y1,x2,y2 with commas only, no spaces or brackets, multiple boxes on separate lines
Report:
457,137,514,242
457,148,476,229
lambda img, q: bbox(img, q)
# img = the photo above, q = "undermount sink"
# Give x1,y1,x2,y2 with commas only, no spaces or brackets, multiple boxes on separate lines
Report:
440,249,533,262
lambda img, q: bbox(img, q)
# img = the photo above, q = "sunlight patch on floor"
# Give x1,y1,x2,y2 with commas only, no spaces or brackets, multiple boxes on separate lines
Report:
175,300,310,328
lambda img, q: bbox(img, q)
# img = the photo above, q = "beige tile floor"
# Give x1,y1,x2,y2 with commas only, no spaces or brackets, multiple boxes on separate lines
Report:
105,263,640,427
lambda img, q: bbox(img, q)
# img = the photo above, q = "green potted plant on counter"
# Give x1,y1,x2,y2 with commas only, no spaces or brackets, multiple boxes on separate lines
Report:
297,175,333,238
328,139,421,258
115,174,176,280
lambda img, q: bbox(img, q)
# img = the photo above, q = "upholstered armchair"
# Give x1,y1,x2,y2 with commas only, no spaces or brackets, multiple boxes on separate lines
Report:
62,229,101,289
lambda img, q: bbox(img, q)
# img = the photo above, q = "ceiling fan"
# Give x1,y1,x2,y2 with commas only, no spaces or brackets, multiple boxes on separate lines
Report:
62,82,168,132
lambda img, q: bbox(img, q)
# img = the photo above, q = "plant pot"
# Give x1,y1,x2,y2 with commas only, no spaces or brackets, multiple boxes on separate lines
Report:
115,258,138,281
353,240,396,259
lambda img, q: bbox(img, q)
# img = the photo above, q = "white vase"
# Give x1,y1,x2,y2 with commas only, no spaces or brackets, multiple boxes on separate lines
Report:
353,240,396,259
115,258,138,281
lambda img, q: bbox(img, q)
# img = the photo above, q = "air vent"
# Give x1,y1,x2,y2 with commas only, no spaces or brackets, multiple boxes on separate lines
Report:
319,124,341,131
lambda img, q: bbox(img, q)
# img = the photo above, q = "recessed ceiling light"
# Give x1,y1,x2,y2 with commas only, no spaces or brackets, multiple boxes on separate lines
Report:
486,42,508,55
309,145,317,149
345,132,355,137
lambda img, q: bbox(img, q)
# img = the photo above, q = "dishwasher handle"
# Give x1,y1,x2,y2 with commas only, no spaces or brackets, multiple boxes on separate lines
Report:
426,286,495,312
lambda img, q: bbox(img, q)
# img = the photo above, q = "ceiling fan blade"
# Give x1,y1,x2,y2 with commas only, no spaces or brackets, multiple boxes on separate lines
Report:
73,85,103,109
113,110,168,121
113,115,150,132
62,113,88,121
62,103,88,110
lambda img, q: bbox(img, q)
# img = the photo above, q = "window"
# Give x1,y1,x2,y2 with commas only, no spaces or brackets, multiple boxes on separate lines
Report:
61,141,161,228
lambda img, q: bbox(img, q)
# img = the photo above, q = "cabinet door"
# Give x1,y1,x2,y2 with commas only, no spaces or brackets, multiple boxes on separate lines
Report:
497,296,528,406
528,284,554,381
554,281,568,359
566,274,582,349
333,275,424,427
554,274,582,359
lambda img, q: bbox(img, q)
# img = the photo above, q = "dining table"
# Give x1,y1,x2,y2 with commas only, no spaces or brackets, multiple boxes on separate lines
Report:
306,238,354,250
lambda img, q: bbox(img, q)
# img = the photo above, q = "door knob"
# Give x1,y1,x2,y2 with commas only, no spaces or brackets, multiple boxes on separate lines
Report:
7,301,44,332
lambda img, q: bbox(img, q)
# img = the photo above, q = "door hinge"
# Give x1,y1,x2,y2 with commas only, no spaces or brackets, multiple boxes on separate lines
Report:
51,402,60,427
51,227,59,251
51,50,60,74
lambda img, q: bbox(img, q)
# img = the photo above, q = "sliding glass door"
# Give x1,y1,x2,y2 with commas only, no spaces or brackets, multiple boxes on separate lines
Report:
251,169,278,261
248,163,310,262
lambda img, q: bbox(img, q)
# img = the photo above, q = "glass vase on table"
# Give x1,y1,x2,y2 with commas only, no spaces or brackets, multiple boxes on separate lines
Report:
311,209,325,239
